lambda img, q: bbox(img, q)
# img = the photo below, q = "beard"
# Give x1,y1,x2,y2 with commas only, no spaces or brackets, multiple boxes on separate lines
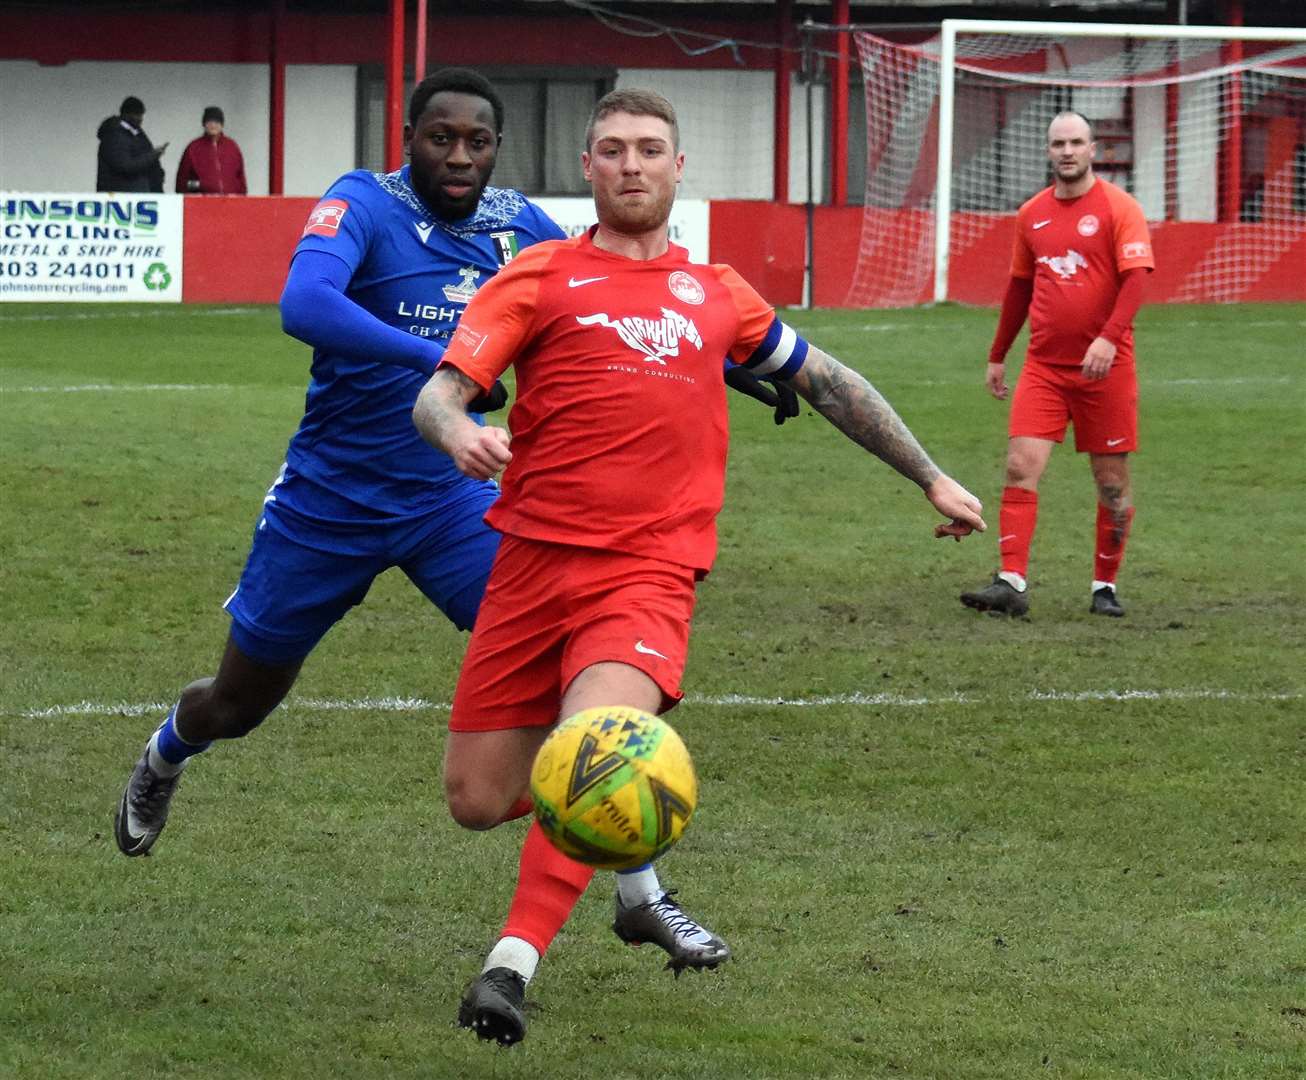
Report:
594,183,676,235
1056,160,1090,183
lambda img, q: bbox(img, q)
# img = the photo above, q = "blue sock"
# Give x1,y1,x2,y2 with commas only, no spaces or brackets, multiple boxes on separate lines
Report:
152,706,212,765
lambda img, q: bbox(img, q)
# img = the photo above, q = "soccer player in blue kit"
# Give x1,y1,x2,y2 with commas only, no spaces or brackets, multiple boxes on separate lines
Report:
113,69,785,982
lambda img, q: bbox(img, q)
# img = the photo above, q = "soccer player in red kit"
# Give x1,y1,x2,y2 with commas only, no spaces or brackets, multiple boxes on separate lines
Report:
961,110,1153,619
414,88,986,1045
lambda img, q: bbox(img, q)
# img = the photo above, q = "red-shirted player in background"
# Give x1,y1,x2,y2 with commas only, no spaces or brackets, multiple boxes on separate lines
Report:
414,89,986,1046
961,111,1154,619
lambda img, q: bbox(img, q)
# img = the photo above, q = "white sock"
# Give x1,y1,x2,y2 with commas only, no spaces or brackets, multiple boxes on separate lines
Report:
616,865,662,908
997,571,1027,592
483,936,540,984
1092,580,1116,594
146,731,185,777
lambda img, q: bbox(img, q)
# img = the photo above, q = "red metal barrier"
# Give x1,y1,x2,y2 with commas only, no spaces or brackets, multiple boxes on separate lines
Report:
182,196,1306,307
708,200,807,306
182,195,316,303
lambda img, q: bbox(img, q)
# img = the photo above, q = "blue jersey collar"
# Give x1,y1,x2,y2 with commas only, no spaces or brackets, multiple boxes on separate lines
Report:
374,166,527,238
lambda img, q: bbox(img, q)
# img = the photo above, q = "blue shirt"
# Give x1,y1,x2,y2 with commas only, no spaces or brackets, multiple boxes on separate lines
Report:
280,166,565,522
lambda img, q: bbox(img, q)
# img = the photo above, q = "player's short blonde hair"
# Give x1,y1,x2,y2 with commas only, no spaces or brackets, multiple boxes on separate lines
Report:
585,89,679,151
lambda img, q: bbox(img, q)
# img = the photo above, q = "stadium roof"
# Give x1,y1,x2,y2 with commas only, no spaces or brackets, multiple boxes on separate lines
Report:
6,0,1299,22
3,0,1298,31
545,0,1291,14
538,0,1306,27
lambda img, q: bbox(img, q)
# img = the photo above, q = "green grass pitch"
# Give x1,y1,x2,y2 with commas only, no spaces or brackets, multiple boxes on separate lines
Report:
1,300,1303,1078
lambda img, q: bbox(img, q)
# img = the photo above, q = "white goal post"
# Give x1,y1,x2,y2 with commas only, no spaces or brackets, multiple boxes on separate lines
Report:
936,20,1306,303
849,19,1306,308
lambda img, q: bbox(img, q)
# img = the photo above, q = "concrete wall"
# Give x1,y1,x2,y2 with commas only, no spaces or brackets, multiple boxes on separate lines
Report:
0,60,354,197
1,60,815,203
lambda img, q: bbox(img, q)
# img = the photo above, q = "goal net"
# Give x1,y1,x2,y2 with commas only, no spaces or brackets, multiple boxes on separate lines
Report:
847,20,1306,308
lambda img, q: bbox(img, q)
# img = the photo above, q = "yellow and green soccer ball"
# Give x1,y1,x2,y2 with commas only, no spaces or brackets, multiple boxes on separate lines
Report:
529,706,698,871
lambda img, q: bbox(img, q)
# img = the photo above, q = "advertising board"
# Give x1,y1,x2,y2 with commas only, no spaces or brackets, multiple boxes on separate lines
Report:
0,193,184,302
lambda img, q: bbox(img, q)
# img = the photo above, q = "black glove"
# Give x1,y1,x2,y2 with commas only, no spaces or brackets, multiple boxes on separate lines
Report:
724,364,800,425
467,378,509,414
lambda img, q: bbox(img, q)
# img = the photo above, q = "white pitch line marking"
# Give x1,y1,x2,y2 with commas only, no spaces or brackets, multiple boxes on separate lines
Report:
3,383,239,394
18,687,1300,720
827,376,1297,392
791,318,1305,335
1149,376,1295,386
7,375,1287,395
0,306,263,323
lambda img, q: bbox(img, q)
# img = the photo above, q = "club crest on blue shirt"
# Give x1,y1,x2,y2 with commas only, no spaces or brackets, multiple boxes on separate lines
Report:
443,266,482,303
491,230,519,266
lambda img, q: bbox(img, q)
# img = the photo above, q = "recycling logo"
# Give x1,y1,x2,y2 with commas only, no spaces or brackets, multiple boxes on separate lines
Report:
143,262,172,291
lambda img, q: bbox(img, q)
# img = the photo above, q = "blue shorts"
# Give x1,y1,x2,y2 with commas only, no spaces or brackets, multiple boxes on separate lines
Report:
224,477,500,665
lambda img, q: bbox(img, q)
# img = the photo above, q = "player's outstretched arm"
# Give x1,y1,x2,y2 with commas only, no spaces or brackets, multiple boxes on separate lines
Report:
281,250,446,377
413,367,512,481
784,346,986,539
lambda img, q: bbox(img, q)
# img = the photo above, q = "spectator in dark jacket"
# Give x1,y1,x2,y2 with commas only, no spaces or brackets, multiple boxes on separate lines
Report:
175,106,248,195
96,96,167,193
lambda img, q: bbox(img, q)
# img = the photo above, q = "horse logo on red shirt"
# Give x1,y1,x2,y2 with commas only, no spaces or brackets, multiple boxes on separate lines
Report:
576,309,703,364
1037,249,1088,280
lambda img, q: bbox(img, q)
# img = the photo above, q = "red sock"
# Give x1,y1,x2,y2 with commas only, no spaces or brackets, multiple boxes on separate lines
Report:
502,794,533,822
500,821,596,955
1094,504,1135,585
999,486,1038,579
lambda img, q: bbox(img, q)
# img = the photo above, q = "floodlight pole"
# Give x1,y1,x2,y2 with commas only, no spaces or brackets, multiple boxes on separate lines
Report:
831,0,850,206
773,0,792,203
385,0,405,172
415,0,428,81
268,0,286,195
932,23,957,305
801,17,816,310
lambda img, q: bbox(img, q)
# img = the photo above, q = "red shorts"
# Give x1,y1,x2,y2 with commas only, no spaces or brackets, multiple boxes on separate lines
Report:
1009,360,1138,454
449,535,698,732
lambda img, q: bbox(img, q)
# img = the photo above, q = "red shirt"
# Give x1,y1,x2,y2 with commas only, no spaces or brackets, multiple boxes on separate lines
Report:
441,230,778,572
1012,179,1153,366
175,134,247,195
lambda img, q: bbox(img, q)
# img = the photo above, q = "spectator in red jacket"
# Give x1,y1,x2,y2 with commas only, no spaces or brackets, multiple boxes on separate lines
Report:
175,106,247,194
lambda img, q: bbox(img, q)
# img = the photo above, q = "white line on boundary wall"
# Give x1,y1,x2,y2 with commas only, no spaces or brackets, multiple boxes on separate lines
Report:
19,687,1301,719
932,19,1306,304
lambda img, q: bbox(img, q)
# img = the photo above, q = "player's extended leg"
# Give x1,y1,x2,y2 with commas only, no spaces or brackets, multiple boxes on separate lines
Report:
457,663,726,1047
115,510,382,857
447,724,576,1046
961,436,1055,616
451,672,651,1046
560,664,730,977
114,636,304,857
1088,451,1133,616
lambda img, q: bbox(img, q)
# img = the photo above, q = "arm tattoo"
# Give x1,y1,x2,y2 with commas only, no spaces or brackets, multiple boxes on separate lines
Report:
412,367,482,452
789,346,941,490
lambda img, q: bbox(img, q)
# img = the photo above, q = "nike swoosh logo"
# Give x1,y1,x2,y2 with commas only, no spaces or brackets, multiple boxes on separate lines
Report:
1032,219,1052,230
568,276,608,288
1097,552,1121,560
415,222,434,244
1106,438,1127,447
998,534,1017,543
634,639,669,660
